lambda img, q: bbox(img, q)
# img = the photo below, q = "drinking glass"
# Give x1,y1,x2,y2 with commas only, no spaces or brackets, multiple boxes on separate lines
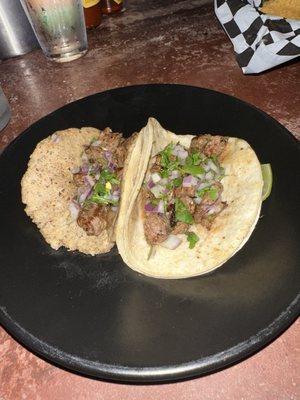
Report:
20,0,88,63
0,87,11,132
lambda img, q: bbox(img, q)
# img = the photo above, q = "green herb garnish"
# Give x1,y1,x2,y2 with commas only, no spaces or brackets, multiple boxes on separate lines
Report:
160,143,174,168
186,232,199,249
196,186,219,200
208,187,218,200
89,169,119,205
175,198,194,224
166,177,183,190
186,151,203,166
181,150,205,176
182,164,204,176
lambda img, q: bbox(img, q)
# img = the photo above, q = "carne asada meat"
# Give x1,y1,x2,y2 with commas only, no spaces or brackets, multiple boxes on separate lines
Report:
142,139,228,248
77,203,108,236
191,135,227,157
70,128,133,237
144,213,170,245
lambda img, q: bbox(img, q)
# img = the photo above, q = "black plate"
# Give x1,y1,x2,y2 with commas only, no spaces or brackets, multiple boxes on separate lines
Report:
0,84,299,383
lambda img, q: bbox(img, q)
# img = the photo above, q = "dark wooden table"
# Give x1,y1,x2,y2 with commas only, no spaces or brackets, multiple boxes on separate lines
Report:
0,1,299,399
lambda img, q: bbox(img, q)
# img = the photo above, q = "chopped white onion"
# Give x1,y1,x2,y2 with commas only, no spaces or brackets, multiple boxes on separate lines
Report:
177,149,188,160
70,166,80,174
151,172,161,183
183,175,198,187
81,153,88,163
203,162,210,172
171,145,183,156
51,133,60,143
111,190,120,202
69,201,79,221
85,175,95,187
159,178,169,186
207,207,216,215
157,200,165,214
78,187,92,204
207,159,219,173
194,197,202,204
205,171,214,181
160,235,182,250
170,170,180,179
150,185,164,198
91,139,101,147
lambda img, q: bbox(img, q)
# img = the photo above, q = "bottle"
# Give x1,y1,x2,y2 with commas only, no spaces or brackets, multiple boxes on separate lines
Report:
82,0,101,29
101,0,124,15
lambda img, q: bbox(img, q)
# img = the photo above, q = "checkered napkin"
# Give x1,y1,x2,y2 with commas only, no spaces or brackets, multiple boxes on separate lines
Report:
214,0,300,74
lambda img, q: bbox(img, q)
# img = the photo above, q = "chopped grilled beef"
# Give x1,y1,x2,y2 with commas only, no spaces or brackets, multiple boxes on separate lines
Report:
172,221,189,235
150,154,162,174
73,172,85,187
204,136,227,157
190,135,211,153
194,198,227,228
77,203,107,236
167,203,176,227
191,135,227,157
85,146,106,165
113,146,127,169
144,213,170,245
174,185,196,198
99,127,125,151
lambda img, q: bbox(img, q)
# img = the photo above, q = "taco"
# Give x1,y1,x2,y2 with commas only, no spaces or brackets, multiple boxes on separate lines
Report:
21,124,153,255
116,118,263,278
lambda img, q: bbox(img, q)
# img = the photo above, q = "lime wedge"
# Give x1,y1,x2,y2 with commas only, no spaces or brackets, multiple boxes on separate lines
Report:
261,164,273,201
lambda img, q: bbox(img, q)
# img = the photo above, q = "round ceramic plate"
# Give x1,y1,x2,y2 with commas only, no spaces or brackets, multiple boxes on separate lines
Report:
0,84,299,382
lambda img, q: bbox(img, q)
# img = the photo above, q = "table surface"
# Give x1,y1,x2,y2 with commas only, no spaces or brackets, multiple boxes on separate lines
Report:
0,1,299,399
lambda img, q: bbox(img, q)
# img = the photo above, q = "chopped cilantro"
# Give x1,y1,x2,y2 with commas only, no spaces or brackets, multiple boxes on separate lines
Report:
100,169,120,185
90,193,118,205
186,151,203,166
159,143,180,178
89,169,119,205
160,143,174,168
186,232,199,249
196,186,219,200
182,164,204,176
181,150,205,176
175,198,194,224
167,177,183,190
208,187,218,201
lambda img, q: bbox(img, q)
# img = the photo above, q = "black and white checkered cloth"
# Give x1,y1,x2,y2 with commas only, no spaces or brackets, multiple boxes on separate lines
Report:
214,0,300,73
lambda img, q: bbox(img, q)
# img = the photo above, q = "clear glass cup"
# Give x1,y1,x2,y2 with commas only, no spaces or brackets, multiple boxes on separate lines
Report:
0,87,11,132
20,0,88,63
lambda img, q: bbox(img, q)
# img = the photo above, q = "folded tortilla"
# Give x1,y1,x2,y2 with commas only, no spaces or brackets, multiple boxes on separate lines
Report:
116,118,263,278
21,125,153,255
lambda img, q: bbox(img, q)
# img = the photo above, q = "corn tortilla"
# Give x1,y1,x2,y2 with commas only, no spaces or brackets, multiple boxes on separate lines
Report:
116,118,263,279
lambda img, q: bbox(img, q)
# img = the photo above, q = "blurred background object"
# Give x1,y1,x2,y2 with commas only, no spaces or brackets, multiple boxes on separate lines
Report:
0,0,39,60
101,0,125,15
0,86,11,131
83,0,102,29
20,0,88,63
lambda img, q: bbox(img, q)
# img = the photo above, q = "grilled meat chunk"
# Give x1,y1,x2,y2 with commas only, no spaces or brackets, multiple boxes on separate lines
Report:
144,213,170,245
191,135,227,157
77,203,107,236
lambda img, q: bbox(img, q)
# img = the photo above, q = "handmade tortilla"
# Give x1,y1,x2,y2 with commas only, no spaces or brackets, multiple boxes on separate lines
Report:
116,118,263,278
